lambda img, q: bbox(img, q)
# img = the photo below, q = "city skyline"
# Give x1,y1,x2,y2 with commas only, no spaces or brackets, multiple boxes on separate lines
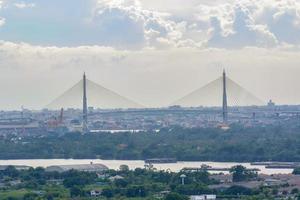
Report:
0,0,299,109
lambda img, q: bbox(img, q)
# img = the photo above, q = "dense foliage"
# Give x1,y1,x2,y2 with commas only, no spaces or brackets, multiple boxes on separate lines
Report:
230,165,258,182
293,168,300,175
0,165,294,200
1,123,300,161
0,166,217,199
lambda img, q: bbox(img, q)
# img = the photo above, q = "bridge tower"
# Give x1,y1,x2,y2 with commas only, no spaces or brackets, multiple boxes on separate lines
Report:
82,73,88,133
222,70,228,123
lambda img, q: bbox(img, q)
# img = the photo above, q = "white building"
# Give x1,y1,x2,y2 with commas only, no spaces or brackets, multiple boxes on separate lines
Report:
46,163,108,172
90,190,101,197
190,195,216,200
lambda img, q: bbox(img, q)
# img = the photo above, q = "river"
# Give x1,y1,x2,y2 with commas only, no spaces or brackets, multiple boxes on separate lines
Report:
0,159,293,175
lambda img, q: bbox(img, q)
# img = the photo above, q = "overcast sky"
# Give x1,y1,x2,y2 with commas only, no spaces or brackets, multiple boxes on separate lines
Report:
0,0,300,109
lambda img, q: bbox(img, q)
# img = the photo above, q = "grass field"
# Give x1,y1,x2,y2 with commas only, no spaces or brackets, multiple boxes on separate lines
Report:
0,189,29,199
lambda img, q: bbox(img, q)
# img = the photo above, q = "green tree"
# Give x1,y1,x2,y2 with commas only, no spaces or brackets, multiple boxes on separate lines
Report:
230,165,257,182
224,185,253,195
165,193,188,200
23,193,38,200
119,165,129,172
63,170,96,188
102,187,114,198
4,166,19,178
70,186,84,197
293,168,300,175
291,188,299,194
115,178,128,187
6,197,19,200
126,185,147,197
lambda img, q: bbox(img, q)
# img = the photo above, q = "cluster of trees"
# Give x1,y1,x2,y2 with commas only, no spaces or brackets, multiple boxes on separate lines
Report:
1,165,299,200
0,165,217,199
293,168,300,175
99,167,215,199
2,123,300,162
0,166,98,199
230,165,258,182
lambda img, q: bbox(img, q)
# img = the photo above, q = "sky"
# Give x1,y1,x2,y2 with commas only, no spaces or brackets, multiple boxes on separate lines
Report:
0,0,300,109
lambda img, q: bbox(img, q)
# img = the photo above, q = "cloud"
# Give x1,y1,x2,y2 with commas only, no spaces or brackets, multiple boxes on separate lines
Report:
0,0,300,49
0,17,4,26
141,0,300,49
0,1,4,27
91,0,191,49
257,0,300,44
207,6,277,48
14,2,35,9
0,0,193,49
90,5,146,49
195,0,300,48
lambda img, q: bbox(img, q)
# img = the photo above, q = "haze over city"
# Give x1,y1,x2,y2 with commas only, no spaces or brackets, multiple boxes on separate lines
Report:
2,1,300,200
0,0,299,109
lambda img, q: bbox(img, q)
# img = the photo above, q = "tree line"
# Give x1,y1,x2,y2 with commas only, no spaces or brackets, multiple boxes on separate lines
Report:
1,123,300,162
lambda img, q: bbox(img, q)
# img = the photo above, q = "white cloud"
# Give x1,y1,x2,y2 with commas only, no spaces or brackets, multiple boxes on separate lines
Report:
14,2,35,9
0,1,4,27
207,6,278,48
91,0,194,49
0,17,5,26
197,0,300,48
0,0,299,49
259,0,300,44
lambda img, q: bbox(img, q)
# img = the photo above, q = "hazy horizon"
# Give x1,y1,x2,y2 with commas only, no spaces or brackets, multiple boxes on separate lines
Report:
0,0,300,110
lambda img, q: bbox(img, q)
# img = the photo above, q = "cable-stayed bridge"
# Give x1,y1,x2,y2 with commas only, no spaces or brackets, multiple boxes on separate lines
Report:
47,71,263,111
45,72,264,131
172,73,264,108
47,78,143,110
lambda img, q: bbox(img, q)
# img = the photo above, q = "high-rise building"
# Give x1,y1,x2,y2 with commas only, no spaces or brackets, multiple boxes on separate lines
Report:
82,73,88,133
222,70,228,123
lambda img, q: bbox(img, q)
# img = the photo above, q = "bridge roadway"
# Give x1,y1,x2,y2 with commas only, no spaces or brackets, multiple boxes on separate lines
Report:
89,108,222,117
88,106,300,117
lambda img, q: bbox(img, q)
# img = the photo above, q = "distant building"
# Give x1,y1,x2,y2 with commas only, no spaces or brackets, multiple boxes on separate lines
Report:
210,174,232,183
0,165,30,171
263,178,282,186
168,105,182,109
88,106,94,113
8,180,21,186
46,179,63,185
90,190,102,197
45,163,108,172
190,195,217,200
109,175,124,181
0,118,40,133
68,119,83,132
268,100,275,107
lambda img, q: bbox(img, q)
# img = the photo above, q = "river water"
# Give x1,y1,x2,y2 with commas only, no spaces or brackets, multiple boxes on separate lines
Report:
0,159,293,175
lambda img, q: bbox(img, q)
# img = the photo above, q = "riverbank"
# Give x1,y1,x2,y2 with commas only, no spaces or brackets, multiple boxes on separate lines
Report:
0,159,293,175
2,126,300,162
